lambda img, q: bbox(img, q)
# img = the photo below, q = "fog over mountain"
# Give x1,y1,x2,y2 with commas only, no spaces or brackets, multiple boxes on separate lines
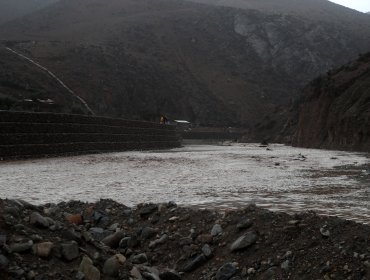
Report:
0,0,59,24
1,0,370,134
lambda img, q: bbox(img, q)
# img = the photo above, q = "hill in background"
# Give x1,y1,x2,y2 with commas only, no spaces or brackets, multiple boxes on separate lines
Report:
1,0,370,136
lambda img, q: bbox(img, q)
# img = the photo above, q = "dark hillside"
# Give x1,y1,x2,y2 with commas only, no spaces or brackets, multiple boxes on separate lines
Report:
0,47,86,114
292,53,370,152
1,0,370,133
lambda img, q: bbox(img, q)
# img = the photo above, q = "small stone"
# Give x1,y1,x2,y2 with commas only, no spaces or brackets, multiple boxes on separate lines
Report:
62,228,82,244
247,268,255,274
320,226,330,237
89,227,110,241
141,227,158,239
66,214,83,225
230,232,257,251
181,254,207,272
103,256,120,277
284,251,293,258
27,270,36,280
281,260,289,270
179,237,192,246
211,224,223,236
236,219,253,230
33,242,54,258
79,256,101,280
130,266,142,279
101,230,125,248
287,220,300,226
202,244,213,258
119,235,138,249
216,263,236,280
30,212,49,228
131,253,148,264
61,242,79,261
149,234,168,248
30,234,43,242
167,201,177,208
115,254,126,265
10,240,33,253
80,231,92,243
108,223,120,231
139,204,158,217
197,234,213,244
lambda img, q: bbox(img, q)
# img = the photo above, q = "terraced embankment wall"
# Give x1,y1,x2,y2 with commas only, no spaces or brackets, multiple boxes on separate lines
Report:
0,111,181,159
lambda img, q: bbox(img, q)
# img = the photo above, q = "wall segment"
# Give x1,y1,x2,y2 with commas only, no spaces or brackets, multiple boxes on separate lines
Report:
0,111,181,159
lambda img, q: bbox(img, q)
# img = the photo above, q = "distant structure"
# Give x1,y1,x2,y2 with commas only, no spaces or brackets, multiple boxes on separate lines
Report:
172,120,191,131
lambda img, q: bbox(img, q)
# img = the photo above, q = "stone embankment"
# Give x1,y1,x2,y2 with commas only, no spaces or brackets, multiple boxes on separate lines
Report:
0,111,181,159
0,199,370,280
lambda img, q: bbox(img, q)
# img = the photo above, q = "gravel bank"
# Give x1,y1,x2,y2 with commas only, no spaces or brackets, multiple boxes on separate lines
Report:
1,199,370,280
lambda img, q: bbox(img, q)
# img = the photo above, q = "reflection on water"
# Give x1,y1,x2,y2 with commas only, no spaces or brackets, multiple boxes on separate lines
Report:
0,144,369,223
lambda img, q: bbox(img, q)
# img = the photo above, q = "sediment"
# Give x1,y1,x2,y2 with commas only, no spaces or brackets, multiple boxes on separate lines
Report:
0,199,369,280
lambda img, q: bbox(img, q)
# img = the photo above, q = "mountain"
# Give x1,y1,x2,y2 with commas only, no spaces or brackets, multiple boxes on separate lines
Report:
292,52,370,152
0,0,59,24
1,0,370,130
0,47,87,114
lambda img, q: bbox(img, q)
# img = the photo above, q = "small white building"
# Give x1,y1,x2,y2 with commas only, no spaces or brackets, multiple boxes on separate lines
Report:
173,120,191,130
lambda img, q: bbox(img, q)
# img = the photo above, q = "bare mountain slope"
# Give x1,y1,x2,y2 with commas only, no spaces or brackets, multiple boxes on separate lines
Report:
1,0,370,131
0,0,59,24
292,53,370,152
0,47,86,114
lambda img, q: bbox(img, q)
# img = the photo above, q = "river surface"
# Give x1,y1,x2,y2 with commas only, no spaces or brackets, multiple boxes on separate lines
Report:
1,144,369,223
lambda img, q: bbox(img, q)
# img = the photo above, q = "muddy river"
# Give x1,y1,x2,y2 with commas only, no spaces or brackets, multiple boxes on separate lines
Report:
1,144,369,223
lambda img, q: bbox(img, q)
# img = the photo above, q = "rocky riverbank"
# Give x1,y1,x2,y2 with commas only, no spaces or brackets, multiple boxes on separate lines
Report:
0,199,369,280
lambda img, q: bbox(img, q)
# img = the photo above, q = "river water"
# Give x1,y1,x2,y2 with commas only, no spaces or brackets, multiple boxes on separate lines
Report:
0,144,369,223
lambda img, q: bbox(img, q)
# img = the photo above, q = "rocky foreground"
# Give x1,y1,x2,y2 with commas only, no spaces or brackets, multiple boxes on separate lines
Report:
0,199,369,280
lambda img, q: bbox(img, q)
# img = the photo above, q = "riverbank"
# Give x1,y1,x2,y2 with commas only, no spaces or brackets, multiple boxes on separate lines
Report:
0,199,369,279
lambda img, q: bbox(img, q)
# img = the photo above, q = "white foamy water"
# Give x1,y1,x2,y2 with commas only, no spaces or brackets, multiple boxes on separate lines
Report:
0,144,369,223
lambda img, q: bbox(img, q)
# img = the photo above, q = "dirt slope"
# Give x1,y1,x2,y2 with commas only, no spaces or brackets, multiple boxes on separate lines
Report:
292,53,370,152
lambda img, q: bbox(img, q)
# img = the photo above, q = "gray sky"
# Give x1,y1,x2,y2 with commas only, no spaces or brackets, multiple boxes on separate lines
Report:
329,0,370,12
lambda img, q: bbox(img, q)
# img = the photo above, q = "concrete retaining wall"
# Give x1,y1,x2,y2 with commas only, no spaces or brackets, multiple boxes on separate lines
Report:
0,111,181,159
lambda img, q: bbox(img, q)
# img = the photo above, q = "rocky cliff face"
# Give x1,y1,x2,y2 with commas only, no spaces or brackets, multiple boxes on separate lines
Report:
292,53,370,152
1,0,370,131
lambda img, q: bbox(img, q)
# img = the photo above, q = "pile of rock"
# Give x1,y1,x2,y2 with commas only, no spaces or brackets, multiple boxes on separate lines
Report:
0,198,369,279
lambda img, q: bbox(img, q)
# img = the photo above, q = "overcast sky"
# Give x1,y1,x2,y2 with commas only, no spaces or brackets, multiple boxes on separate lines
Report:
329,0,370,12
